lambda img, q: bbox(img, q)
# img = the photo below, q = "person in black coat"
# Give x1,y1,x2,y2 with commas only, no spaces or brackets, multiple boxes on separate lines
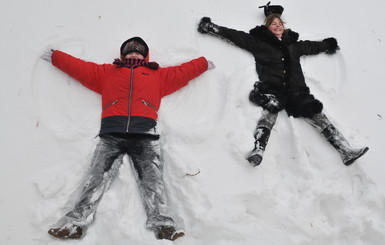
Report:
197,12,368,167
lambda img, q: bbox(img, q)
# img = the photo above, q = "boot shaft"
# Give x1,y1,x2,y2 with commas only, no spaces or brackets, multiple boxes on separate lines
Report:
254,126,271,152
308,113,369,165
247,110,277,167
321,124,368,165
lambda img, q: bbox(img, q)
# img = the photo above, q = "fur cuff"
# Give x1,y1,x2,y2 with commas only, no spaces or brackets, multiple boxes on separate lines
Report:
285,91,323,118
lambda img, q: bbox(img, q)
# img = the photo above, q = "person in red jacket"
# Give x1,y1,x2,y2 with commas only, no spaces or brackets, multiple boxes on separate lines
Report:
41,36,214,241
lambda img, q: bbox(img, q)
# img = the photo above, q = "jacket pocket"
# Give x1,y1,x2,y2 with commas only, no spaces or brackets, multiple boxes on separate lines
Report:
103,100,119,111
141,99,158,114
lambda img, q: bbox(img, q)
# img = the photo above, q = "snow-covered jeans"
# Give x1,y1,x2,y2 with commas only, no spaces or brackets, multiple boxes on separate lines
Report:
64,133,175,230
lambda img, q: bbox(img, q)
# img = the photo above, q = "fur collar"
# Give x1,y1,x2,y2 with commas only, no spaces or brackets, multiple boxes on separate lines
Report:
249,25,299,45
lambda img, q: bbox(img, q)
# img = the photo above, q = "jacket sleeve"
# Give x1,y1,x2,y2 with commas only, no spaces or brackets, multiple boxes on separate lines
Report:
51,50,105,94
296,40,331,56
215,26,259,53
159,57,208,97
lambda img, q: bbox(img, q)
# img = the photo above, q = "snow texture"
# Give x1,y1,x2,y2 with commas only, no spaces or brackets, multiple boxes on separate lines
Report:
1,0,385,244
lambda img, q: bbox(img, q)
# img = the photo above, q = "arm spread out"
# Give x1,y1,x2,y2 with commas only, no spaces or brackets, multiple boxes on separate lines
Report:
198,17,258,53
52,50,105,94
159,57,208,97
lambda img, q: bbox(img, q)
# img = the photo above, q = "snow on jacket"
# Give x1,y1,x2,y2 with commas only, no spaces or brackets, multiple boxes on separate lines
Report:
213,25,337,118
52,50,208,135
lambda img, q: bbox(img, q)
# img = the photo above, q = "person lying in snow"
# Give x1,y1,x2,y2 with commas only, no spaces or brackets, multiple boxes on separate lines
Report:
197,4,368,167
41,36,215,241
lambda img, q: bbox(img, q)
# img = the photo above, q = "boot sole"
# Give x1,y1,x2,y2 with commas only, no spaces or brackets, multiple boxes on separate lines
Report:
344,147,369,166
247,154,262,167
171,231,185,241
48,227,82,240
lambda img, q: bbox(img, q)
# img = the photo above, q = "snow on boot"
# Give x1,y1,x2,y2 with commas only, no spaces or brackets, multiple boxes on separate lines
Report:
248,154,263,167
321,124,369,166
306,113,369,166
247,110,277,167
247,126,271,166
48,223,83,240
155,226,185,241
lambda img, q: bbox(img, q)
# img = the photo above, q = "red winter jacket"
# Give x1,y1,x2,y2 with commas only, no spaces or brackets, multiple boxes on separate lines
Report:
52,50,208,135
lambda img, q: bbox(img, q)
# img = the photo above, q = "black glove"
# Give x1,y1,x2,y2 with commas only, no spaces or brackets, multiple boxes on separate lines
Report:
322,37,340,54
198,17,220,34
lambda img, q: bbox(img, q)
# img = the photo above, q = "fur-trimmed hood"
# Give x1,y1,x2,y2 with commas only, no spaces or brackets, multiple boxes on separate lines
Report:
249,25,299,45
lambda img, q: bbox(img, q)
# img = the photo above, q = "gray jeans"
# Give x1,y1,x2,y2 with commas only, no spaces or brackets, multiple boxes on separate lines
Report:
64,134,175,230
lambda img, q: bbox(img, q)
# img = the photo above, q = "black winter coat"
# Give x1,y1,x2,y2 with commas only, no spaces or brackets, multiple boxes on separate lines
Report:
216,25,336,118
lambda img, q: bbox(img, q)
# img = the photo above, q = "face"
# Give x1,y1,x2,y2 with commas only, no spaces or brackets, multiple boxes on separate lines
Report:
268,18,284,37
125,52,144,60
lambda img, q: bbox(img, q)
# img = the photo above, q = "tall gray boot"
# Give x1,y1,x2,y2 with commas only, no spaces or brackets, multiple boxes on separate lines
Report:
306,113,369,166
247,110,278,166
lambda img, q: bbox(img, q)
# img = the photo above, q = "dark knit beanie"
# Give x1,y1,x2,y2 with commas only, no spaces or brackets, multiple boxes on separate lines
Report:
120,37,149,58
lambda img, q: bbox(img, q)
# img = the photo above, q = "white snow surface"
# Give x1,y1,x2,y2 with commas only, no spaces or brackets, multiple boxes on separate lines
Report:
1,0,385,244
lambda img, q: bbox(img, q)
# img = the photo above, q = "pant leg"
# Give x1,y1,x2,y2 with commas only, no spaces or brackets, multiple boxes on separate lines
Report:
64,135,125,226
127,135,175,230
256,109,278,130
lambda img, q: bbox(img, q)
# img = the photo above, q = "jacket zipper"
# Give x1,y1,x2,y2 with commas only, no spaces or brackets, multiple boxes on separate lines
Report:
126,68,134,132
141,99,158,114
102,100,118,111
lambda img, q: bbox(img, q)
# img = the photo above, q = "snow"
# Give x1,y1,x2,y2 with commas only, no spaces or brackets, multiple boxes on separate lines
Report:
1,0,385,244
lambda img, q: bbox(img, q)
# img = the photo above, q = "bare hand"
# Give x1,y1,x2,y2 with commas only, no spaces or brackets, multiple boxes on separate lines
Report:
41,48,55,62
207,60,215,70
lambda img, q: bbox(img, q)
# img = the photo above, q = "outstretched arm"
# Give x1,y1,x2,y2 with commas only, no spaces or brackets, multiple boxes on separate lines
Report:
298,37,340,56
159,57,210,97
198,17,258,53
50,50,105,94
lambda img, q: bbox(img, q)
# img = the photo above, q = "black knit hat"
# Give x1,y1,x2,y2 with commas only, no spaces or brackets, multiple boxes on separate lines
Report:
120,37,149,58
259,1,284,17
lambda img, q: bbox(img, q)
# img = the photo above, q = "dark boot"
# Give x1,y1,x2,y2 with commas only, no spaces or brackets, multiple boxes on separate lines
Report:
247,110,277,166
307,113,369,166
48,223,83,240
321,124,369,166
154,226,185,241
247,126,272,166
